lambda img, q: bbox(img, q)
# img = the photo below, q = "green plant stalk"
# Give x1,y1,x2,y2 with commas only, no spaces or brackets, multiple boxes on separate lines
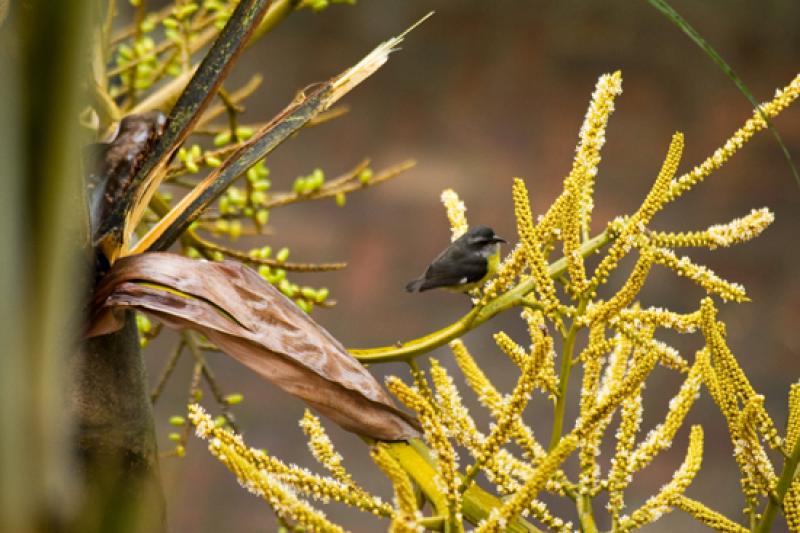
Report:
388,440,543,533
577,493,599,533
351,231,611,363
754,433,800,533
548,299,586,452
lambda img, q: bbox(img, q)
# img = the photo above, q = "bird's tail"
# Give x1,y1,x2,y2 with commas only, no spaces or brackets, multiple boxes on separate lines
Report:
405,278,424,292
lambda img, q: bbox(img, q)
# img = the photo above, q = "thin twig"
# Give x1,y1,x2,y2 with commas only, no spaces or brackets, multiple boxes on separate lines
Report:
218,87,243,142
263,159,415,209
184,331,239,432
150,338,185,404
187,231,347,272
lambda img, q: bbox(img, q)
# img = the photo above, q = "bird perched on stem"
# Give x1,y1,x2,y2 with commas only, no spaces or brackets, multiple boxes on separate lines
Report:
405,225,506,293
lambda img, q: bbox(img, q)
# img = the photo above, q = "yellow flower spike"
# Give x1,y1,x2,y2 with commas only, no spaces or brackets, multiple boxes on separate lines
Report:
480,245,527,304
371,444,420,533
607,387,644,523
635,132,684,224
647,207,775,250
521,307,546,342
561,184,589,295
698,342,766,509
597,333,633,403
429,358,527,493
534,335,560,400
408,362,438,413
650,246,748,302
512,178,559,311
667,73,800,203
429,358,481,446
577,324,607,493
521,309,560,398
618,425,704,531
699,347,737,422
493,331,527,367
587,132,683,294
613,321,690,373
735,396,779,494
577,336,615,364
535,71,623,243
188,405,391,517
588,249,654,324
483,342,658,533
669,495,748,533
475,434,581,533
526,501,573,533
188,405,347,532
299,410,357,488
700,298,782,448
574,71,623,239
450,340,547,462
617,306,700,334
441,188,469,241
629,352,705,472
787,383,800,450
584,341,660,434
385,376,462,525
448,339,577,496
450,339,502,412
466,346,540,490
229,449,345,533
785,477,800,533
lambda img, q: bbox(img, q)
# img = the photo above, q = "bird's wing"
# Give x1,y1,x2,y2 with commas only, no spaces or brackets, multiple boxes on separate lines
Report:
417,245,487,291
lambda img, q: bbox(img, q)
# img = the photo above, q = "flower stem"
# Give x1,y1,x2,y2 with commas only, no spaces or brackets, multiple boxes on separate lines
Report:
548,300,586,452
351,231,611,364
754,433,800,533
577,493,599,533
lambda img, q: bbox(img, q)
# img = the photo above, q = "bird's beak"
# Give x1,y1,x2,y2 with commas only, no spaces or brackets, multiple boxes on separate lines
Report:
492,236,507,244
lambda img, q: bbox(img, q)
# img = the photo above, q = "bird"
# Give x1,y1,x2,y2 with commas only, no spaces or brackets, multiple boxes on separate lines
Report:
405,225,506,293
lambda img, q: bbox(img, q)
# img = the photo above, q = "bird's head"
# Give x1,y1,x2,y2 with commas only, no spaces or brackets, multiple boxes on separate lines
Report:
463,225,506,255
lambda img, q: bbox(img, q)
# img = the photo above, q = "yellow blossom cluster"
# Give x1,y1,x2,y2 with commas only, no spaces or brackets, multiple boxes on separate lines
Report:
188,404,393,529
618,426,704,530
385,376,463,526
191,69,800,532
667,73,800,202
646,207,774,249
512,178,559,311
786,478,800,533
440,188,469,241
371,445,423,533
299,410,358,488
670,495,749,533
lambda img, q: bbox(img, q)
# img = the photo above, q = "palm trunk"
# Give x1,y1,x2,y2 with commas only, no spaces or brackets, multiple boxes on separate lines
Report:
72,313,165,533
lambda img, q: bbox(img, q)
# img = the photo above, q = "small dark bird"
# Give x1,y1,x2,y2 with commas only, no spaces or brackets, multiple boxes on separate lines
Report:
406,225,506,293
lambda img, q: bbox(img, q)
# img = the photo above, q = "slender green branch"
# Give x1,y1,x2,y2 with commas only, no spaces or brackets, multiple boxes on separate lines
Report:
548,299,587,452
754,432,800,533
351,230,611,363
577,493,599,533
150,338,184,403
393,440,544,533
184,331,239,432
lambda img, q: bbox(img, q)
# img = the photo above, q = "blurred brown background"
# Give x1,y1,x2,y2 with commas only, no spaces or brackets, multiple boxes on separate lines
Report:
144,1,800,531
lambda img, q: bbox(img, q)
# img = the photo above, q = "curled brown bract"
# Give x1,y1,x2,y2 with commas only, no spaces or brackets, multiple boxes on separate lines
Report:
89,252,420,441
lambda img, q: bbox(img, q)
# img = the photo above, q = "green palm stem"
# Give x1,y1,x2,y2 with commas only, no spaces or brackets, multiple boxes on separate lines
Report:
351,231,612,364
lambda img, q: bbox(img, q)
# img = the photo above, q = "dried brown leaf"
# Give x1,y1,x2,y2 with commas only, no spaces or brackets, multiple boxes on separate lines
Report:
89,252,420,441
